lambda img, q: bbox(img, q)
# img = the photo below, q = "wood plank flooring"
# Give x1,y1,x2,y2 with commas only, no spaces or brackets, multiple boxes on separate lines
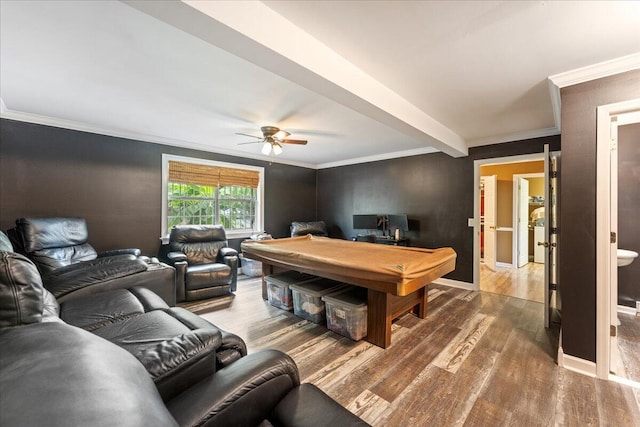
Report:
619,313,640,385
185,276,640,426
480,262,544,303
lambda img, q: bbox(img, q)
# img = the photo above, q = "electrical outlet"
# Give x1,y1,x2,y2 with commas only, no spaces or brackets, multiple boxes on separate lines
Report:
636,301,640,316
468,218,474,227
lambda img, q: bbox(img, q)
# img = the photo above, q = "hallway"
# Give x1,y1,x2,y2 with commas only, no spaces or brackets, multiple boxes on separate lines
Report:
480,262,544,303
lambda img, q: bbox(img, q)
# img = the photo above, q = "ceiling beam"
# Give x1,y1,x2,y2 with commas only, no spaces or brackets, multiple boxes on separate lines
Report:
123,0,468,157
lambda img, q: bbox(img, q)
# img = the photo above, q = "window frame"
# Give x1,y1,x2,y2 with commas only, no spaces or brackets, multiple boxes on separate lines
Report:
161,154,264,241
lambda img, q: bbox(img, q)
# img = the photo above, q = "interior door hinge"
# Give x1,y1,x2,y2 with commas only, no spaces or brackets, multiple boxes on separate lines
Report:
611,232,617,243
610,325,617,337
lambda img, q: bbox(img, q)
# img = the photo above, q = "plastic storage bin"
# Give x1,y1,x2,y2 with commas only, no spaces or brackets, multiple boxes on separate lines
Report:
322,286,368,341
290,278,347,324
239,253,262,277
264,271,318,311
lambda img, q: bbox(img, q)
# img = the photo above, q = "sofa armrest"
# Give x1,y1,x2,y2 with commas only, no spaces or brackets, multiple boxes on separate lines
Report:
166,251,188,264
270,383,371,427
166,349,299,427
43,259,148,300
222,254,238,292
98,248,142,258
219,247,238,258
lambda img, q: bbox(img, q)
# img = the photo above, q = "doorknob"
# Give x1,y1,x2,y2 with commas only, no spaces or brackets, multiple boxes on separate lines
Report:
537,242,557,248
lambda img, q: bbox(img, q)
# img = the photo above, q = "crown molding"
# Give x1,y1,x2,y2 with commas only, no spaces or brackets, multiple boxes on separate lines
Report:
316,146,438,169
548,52,640,89
466,127,560,148
547,53,640,132
0,106,317,169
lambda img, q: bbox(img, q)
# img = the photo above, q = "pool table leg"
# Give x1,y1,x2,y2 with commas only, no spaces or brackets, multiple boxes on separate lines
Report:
261,264,276,300
367,289,391,349
366,286,428,349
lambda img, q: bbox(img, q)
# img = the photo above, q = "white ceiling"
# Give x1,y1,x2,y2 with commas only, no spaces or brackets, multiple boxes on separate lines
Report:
1,1,639,168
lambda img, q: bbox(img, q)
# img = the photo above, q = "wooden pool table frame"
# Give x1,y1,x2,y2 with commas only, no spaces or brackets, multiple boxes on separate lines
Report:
243,250,455,349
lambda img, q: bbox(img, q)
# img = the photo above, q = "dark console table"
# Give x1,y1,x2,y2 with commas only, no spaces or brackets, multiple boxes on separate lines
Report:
353,235,409,246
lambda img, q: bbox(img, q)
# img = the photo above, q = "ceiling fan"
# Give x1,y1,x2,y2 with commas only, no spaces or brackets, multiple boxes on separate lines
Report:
237,126,307,155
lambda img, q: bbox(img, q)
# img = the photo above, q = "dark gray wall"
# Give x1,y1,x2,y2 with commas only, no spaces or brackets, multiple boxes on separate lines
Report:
317,135,560,283
618,122,640,308
0,119,317,255
559,69,640,363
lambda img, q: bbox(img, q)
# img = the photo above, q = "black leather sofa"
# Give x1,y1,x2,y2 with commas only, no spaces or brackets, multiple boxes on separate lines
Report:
0,233,369,427
8,217,177,305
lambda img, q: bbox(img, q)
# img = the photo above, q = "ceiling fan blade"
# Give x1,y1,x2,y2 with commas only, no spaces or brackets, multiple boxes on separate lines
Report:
238,140,263,145
281,139,307,145
235,132,262,139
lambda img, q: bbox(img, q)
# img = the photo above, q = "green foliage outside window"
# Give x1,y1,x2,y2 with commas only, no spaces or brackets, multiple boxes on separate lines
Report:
167,183,256,234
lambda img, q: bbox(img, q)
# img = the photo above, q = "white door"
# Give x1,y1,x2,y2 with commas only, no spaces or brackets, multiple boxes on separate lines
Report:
483,175,498,272
609,123,619,374
543,145,560,329
517,177,529,268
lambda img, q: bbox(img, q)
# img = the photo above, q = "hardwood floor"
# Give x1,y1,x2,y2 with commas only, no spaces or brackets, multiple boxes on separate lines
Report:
480,262,544,303
187,275,640,426
618,313,640,385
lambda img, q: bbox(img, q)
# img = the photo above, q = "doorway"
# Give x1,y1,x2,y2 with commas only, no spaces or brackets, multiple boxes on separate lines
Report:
476,157,545,303
595,98,640,385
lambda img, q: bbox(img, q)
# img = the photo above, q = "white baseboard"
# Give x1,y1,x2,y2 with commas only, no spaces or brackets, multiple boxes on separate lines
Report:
495,262,513,268
432,278,476,291
559,351,597,378
618,305,638,316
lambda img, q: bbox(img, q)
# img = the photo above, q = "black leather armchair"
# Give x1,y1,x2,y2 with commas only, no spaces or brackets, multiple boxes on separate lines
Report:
162,225,238,302
9,217,176,305
291,220,329,237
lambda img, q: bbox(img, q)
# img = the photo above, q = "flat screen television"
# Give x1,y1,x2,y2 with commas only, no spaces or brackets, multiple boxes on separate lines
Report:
387,214,409,231
352,214,378,230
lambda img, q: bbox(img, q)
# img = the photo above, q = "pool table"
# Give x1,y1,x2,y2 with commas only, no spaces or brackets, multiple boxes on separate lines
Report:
241,235,457,348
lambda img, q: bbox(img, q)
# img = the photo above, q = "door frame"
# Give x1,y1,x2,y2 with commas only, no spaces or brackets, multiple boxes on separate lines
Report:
595,97,640,381
512,173,544,268
474,153,545,291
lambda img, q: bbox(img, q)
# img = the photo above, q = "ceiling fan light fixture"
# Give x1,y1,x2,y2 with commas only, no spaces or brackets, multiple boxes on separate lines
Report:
261,142,272,155
274,130,290,139
272,142,283,155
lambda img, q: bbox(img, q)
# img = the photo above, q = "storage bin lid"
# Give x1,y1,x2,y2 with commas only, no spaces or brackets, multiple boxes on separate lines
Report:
322,286,367,308
290,278,347,297
264,270,318,287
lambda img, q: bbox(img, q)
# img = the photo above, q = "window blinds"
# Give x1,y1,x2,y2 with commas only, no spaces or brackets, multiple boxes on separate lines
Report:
168,161,259,188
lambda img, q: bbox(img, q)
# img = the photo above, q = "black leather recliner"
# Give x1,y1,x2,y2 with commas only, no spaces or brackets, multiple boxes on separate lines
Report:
162,225,238,302
290,220,329,237
9,217,176,305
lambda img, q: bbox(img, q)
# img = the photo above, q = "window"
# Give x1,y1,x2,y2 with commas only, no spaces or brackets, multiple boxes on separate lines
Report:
162,155,264,239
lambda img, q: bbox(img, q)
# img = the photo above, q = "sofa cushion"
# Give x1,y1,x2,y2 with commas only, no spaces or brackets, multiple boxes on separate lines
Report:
92,309,222,401
61,288,145,330
0,322,177,427
0,251,44,327
16,217,98,273
186,263,232,290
